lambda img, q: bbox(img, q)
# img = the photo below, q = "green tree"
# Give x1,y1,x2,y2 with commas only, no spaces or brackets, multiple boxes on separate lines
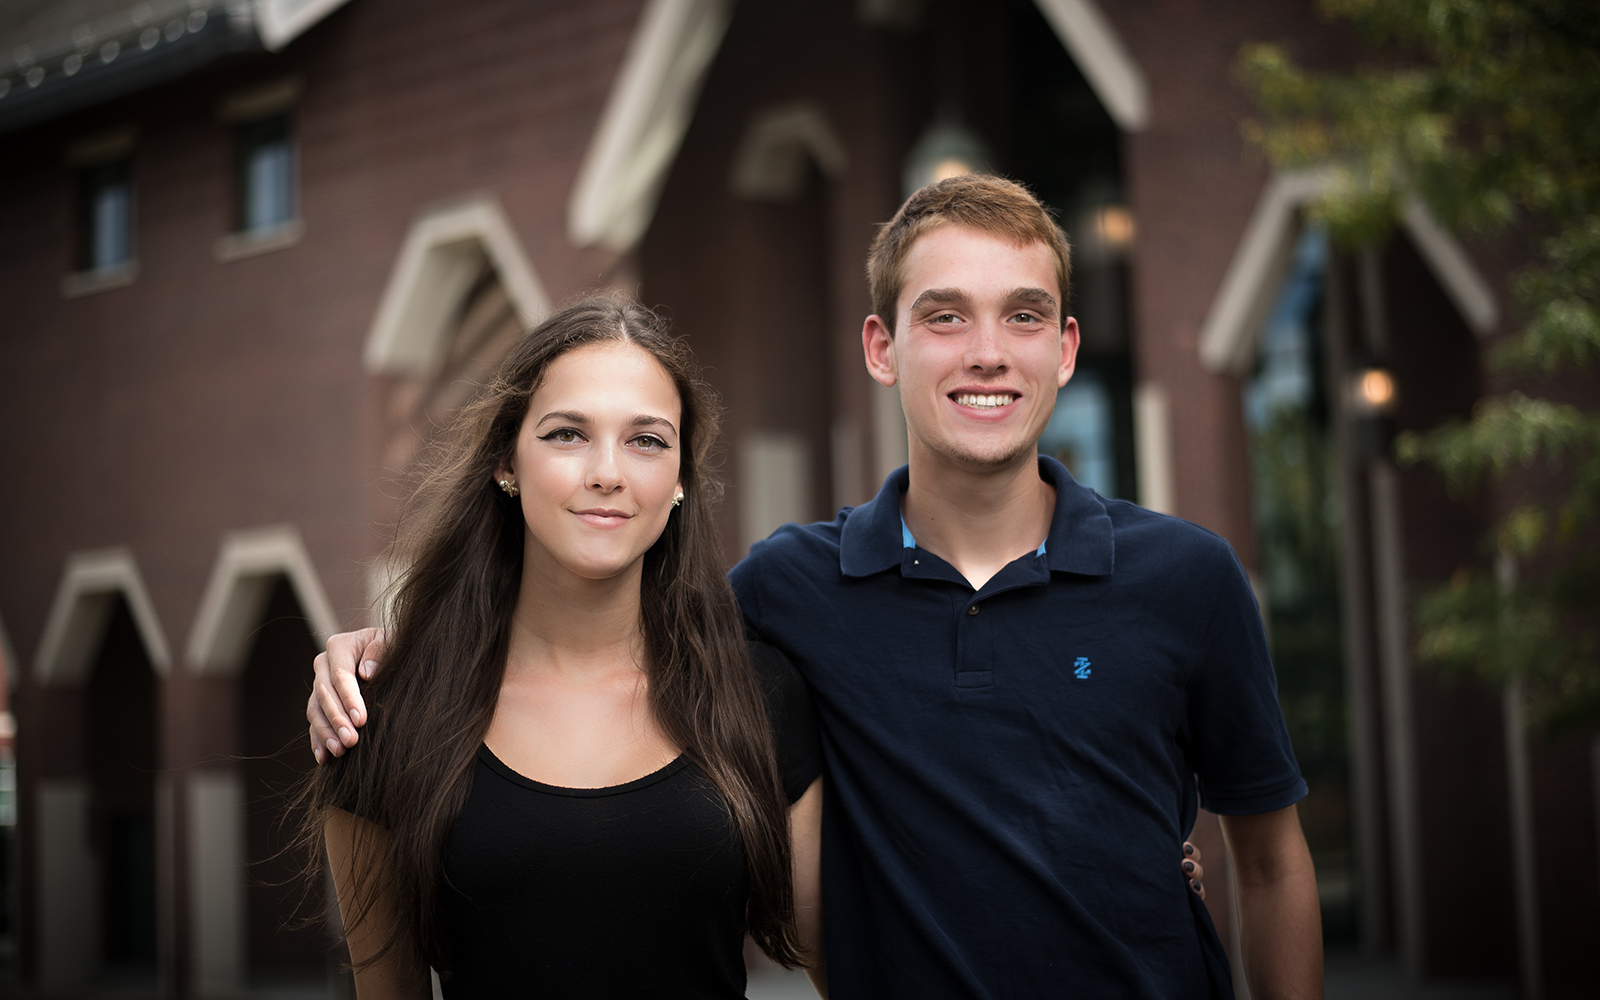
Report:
1237,0,1600,732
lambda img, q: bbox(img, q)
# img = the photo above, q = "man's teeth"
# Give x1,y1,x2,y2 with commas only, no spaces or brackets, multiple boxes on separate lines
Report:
954,393,1016,409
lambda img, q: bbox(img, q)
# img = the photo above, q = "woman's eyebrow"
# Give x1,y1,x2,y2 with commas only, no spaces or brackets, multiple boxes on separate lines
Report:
535,410,589,426
632,414,678,434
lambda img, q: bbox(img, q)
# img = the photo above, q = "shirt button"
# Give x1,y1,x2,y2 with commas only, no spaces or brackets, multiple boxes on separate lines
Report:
967,603,980,616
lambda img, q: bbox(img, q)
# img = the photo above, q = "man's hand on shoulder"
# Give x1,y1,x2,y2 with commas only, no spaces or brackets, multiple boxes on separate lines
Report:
307,628,387,764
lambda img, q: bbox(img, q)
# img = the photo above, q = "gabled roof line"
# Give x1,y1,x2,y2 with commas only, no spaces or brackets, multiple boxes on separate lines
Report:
1198,169,1501,374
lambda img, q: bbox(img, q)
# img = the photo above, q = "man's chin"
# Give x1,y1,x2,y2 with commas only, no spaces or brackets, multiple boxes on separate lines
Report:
928,438,1039,473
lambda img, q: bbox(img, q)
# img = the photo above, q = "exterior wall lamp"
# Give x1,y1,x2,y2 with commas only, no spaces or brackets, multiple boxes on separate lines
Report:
1346,364,1398,457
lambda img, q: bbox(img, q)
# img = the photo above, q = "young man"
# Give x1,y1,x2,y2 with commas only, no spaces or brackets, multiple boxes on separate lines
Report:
310,175,1322,998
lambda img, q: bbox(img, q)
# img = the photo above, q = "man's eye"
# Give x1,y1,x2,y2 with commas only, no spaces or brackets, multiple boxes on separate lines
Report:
1013,312,1039,324
931,313,959,324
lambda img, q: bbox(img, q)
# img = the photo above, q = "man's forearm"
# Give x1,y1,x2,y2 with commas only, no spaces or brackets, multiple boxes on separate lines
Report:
1220,806,1323,999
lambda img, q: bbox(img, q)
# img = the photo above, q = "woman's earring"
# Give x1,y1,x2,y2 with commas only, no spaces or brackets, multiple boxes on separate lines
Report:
671,492,684,508
499,478,520,497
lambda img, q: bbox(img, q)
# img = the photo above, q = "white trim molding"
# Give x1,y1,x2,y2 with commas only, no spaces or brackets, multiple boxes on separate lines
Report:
729,101,849,202
253,0,354,52
186,525,339,677
34,548,171,685
1399,198,1500,336
1198,170,1500,375
364,196,550,378
567,0,734,251
1032,0,1150,132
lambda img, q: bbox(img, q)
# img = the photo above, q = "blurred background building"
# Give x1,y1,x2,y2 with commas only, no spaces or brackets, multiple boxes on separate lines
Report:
0,0,1593,997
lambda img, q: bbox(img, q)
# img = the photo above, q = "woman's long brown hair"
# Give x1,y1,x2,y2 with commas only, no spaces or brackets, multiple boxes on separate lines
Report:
292,294,803,975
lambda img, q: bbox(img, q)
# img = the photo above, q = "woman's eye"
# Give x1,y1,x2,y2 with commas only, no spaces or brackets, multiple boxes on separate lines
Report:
632,435,669,451
539,428,585,444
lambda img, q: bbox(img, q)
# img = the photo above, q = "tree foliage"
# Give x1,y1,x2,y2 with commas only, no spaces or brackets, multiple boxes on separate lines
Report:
1239,0,1600,732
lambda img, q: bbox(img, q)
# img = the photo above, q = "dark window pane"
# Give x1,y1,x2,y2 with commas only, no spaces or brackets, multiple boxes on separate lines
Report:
79,160,133,270
237,116,295,231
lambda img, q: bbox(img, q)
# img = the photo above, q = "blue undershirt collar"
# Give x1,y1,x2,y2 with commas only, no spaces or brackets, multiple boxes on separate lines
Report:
900,513,1047,556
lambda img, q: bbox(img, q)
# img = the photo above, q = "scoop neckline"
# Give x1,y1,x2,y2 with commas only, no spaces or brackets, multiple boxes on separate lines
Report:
477,744,691,797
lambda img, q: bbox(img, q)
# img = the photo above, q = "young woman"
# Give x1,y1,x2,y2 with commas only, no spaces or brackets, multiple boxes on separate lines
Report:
297,295,824,998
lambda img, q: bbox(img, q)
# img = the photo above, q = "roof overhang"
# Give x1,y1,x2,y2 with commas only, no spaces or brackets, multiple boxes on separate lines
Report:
0,0,351,137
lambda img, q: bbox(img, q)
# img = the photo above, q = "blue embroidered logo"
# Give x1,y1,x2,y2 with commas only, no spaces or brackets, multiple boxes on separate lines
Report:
1073,656,1092,679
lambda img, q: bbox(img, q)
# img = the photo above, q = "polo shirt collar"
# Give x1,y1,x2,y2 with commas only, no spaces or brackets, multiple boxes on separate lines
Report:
839,455,1114,578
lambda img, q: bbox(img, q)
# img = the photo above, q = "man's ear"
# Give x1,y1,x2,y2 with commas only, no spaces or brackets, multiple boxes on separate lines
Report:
1058,316,1082,388
862,314,897,388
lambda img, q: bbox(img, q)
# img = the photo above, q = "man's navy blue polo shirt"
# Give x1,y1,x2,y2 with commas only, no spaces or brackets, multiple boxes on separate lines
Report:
729,456,1306,1000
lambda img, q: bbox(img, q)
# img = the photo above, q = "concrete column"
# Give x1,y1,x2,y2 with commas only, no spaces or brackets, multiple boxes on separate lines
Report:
188,768,245,997
1133,382,1174,514
1369,460,1425,977
871,382,907,485
38,778,97,989
1504,678,1542,1000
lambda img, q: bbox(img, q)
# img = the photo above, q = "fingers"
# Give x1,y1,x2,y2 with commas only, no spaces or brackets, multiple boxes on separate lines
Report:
1183,841,1205,899
308,651,344,762
311,630,380,760
357,632,388,682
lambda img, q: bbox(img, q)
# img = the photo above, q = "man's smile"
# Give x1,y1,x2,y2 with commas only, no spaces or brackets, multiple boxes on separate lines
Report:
949,390,1020,411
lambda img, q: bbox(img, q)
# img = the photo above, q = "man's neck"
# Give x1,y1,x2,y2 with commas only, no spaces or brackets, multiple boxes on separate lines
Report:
900,444,1054,592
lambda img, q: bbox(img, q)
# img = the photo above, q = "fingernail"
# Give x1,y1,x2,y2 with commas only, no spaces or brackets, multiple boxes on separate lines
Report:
1184,843,1195,856
1183,861,1195,873
314,748,324,765
338,727,354,744
361,659,377,678
327,738,343,756
1191,880,1202,892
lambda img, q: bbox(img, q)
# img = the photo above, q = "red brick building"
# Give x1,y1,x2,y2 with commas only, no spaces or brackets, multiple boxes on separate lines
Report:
0,0,1592,996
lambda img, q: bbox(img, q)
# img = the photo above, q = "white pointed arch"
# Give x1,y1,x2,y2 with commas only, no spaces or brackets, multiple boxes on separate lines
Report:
729,100,849,202
363,195,550,378
568,0,1146,250
568,0,734,251
1198,169,1501,375
1032,0,1150,131
185,525,340,678
34,548,171,686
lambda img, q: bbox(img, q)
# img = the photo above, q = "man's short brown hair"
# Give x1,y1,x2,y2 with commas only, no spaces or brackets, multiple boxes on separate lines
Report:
866,173,1072,336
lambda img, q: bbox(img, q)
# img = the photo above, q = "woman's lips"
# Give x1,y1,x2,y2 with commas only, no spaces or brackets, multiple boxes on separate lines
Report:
572,509,632,528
